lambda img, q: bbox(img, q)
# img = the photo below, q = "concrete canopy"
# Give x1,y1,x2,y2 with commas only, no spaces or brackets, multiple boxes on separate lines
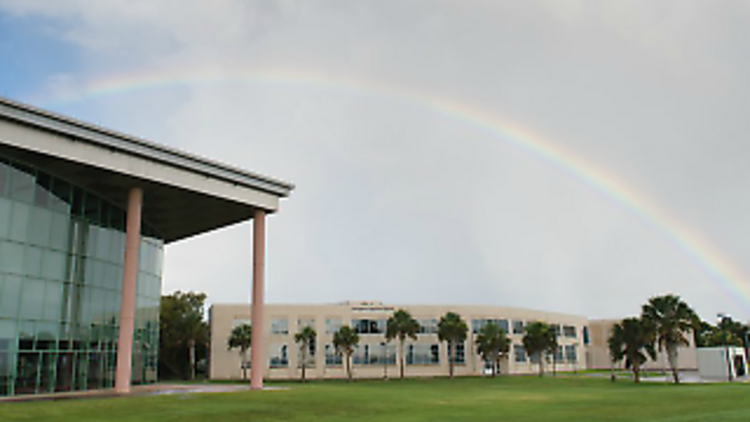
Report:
0,96,294,243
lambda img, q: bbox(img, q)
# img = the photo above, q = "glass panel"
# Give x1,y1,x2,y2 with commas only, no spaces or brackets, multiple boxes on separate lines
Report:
19,279,45,321
0,276,22,318
1,241,25,275
9,163,35,203
49,213,70,252
42,280,63,321
34,173,52,209
0,160,10,197
28,208,52,248
0,319,16,340
9,202,30,243
23,246,43,278
42,250,67,280
49,178,71,214
0,197,11,239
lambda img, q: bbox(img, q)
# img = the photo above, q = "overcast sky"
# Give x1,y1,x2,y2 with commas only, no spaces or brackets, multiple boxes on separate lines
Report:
2,1,750,321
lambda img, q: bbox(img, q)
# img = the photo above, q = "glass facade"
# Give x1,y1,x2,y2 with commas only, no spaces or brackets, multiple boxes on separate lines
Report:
0,156,163,396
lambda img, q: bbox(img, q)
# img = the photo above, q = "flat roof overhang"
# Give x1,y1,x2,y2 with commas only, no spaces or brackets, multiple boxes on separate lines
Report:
0,96,294,244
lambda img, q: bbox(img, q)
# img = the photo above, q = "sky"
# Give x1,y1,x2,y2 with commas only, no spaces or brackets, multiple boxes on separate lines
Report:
1,0,750,321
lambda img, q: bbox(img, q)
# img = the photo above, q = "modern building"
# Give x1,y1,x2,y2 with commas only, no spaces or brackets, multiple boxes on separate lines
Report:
209,301,591,380
585,319,698,371
0,97,293,397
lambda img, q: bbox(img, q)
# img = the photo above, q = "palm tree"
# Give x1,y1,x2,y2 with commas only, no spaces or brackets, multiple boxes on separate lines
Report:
608,317,657,383
522,321,556,377
227,324,253,380
385,309,420,379
475,322,510,377
438,312,468,378
641,294,697,384
294,325,317,382
333,325,359,381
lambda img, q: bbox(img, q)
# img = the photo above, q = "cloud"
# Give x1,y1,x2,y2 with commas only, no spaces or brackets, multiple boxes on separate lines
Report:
3,0,750,320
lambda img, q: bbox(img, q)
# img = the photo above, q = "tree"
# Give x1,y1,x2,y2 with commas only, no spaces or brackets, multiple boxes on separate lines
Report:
294,325,317,382
522,321,556,377
159,291,209,380
641,294,698,384
475,323,510,377
385,309,420,379
333,325,359,381
438,312,468,378
608,317,657,383
228,324,253,380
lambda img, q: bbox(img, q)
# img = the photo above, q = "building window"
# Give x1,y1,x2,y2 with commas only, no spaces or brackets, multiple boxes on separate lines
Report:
583,326,590,345
325,318,342,334
447,342,466,364
271,318,288,335
269,344,288,368
551,324,561,337
553,346,564,363
514,345,526,363
418,319,438,334
352,318,386,335
563,325,577,339
298,318,315,330
232,318,251,328
512,320,525,334
565,345,578,363
298,339,316,368
325,344,342,366
406,344,440,365
473,319,510,334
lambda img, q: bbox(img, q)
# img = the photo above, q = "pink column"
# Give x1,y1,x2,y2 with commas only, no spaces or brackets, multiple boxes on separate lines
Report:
250,209,266,390
115,188,143,394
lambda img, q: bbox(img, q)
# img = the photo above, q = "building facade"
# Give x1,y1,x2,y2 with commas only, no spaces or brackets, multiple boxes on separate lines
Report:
209,301,590,380
0,157,163,396
0,97,293,396
585,319,698,371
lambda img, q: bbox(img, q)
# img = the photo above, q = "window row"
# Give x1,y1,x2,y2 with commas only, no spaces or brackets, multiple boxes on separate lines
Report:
0,157,161,239
513,344,579,363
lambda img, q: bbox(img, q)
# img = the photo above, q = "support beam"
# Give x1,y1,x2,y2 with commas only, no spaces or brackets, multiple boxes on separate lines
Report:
115,187,143,393
250,209,266,390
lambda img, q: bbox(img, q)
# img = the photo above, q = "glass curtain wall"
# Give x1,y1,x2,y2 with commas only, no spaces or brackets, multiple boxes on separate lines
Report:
0,156,163,396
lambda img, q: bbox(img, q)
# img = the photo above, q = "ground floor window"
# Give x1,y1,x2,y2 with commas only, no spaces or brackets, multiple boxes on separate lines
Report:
565,345,577,363
325,344,342,366
269,344,288,368
514,345,526,363
447,342,466,364
407,344,439,365
297,339,316,368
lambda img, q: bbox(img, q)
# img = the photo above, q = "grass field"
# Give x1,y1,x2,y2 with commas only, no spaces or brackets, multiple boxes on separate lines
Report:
2,376,749,422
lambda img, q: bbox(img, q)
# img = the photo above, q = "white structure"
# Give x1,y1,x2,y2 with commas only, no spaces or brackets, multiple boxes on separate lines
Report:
697,347,747,381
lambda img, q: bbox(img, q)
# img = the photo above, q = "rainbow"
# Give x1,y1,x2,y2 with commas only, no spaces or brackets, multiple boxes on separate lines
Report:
28,67,750,314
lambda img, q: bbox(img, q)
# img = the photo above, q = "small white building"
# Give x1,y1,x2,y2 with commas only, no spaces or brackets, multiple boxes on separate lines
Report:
697,347,747,381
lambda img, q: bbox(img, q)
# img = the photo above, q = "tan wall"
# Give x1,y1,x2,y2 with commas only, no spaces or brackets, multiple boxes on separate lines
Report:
586,319,698,371
209,301,590,380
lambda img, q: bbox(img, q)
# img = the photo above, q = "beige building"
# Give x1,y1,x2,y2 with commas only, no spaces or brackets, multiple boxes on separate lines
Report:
209,301,590,380
586,319,698,371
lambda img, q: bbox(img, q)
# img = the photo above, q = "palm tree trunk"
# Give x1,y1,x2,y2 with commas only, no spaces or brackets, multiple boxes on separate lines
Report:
538,353,544,377
301,345,307,383
346,353,352,381
493,357,498,378
634,362,640,383
241,349,247,380
399,340,405,379
189,339,196,380
667,346,680,384
449,342,455,378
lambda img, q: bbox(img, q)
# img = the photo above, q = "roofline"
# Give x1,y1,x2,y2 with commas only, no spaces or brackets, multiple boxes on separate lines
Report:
0,96,295,197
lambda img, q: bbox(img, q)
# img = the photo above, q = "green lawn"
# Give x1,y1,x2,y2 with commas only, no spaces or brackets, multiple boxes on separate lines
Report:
2,376,749,422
